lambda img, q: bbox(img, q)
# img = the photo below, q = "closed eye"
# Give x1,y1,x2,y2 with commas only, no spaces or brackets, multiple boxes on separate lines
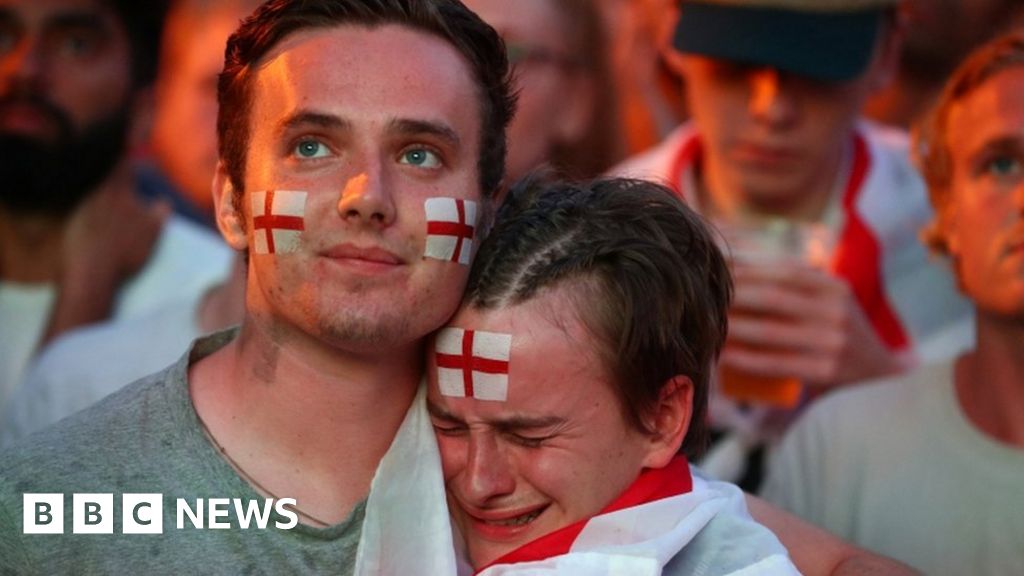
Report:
430,421,467,437
506,432,553,448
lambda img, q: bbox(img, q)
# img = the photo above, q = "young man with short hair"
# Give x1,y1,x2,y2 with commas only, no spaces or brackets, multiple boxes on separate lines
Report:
0,1,515,573
614,0,972,486
763,31,1024,575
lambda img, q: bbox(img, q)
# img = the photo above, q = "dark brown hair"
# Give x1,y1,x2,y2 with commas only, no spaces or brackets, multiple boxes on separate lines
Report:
216,0,516,208
465,176,732,458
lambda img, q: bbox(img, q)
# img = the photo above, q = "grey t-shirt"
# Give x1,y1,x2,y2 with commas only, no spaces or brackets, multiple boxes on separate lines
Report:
0,331,364,575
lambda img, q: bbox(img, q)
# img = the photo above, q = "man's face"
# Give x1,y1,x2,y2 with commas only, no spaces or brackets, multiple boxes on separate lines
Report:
944,66,1024,318
464,0,588,182
677,55,878,212
152,1,256,212
0,0,133,215
427,286,655,568
235,24,484,352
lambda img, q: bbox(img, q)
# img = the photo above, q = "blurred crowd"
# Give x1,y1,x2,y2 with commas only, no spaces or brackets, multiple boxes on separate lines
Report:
1,1,1023,575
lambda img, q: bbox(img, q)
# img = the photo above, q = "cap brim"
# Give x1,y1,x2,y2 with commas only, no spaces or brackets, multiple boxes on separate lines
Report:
673,2,883,82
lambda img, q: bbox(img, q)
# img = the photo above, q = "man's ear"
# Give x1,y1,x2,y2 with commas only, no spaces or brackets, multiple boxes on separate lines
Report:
641,374,693,469
213,162,248,250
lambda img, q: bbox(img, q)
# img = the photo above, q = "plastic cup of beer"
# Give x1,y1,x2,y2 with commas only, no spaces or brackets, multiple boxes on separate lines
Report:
716,217,834,409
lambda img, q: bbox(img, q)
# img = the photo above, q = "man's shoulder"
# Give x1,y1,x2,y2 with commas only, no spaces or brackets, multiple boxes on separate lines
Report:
768,361,953,492
812,361,948,424
856,120,927,208
0,365,184,491
3,299,202,443
665,473,798,576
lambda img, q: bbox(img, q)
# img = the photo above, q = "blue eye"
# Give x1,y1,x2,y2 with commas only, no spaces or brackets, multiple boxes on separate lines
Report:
295,139,329,159
400,148,441,168
985,155,1021,176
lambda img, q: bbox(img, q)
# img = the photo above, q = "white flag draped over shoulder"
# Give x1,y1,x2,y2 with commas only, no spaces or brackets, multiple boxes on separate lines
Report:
353,383,458,575
477,459,801,576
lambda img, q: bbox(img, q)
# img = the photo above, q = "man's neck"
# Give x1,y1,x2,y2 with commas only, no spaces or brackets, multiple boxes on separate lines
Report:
0,209,66,283
956,312,1024,448
189,317,423,525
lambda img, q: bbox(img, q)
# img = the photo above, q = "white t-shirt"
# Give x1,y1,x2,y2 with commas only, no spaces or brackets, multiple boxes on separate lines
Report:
0,216,232,414
0,284,55,408
0,295,204,445
761,360,1024,576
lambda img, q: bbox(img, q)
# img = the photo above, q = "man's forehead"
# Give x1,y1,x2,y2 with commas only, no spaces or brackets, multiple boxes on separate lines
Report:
1,0,115,24
948,70,1024,154
426,396,566,430
251,24,480,124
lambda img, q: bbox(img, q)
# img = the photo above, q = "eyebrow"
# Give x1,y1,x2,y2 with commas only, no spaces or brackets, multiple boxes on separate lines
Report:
426,401,566,430
279,110,351,134
386,118,461,150
969,135,1024,163
47,12,107,31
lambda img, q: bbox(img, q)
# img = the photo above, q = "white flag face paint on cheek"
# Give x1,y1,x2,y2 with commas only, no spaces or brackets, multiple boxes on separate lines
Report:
424,197,478,265
434,327,511,401
251,190,307,255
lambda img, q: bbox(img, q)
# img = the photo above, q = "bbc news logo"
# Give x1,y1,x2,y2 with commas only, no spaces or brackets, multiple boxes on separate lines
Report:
23,494,299,534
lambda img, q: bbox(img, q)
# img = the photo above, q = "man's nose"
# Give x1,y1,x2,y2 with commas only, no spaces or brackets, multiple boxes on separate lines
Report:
336,157,397,227
1,36,46,91
749,68,796,128
460,433,516,503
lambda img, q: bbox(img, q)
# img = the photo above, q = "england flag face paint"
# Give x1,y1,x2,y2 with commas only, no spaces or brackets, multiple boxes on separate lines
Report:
424,197,478,265
434,327,511,402
252,190,307,254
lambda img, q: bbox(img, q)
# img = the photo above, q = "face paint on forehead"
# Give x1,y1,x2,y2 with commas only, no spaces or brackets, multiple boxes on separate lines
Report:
424,197,478,266
251,190,307,255
435,327,511,402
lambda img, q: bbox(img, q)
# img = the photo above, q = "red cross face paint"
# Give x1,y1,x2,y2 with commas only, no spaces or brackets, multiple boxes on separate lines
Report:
251,190,307,254
424,197,478,265
435,327,511,401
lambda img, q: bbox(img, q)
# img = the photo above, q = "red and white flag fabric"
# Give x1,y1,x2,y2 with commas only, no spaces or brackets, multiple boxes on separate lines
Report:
252,190,306,254
476,458,799,576
435,327,511,402
424,197,477,265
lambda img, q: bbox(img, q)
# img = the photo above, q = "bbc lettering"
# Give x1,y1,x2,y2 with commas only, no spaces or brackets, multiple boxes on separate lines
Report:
23,494,298,534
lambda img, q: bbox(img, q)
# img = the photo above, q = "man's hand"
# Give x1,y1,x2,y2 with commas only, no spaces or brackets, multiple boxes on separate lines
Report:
42,179,168,344
721,262,905,388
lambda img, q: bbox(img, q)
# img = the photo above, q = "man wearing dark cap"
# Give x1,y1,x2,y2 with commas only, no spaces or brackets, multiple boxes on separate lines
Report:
614,0,973,487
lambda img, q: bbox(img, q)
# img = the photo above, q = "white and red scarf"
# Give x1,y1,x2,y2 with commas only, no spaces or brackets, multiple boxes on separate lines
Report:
475,458,798,576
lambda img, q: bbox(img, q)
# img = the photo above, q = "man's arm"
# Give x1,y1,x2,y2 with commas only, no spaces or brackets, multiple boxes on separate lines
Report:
745,494,920,576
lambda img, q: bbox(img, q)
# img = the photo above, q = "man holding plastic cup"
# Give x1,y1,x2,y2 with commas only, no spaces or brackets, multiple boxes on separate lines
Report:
613,0,973,487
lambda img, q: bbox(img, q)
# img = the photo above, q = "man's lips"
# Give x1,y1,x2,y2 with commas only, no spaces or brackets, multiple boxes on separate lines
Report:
0,102,59,136
319,243,405,272
461,503,549,538
733,143,801,166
